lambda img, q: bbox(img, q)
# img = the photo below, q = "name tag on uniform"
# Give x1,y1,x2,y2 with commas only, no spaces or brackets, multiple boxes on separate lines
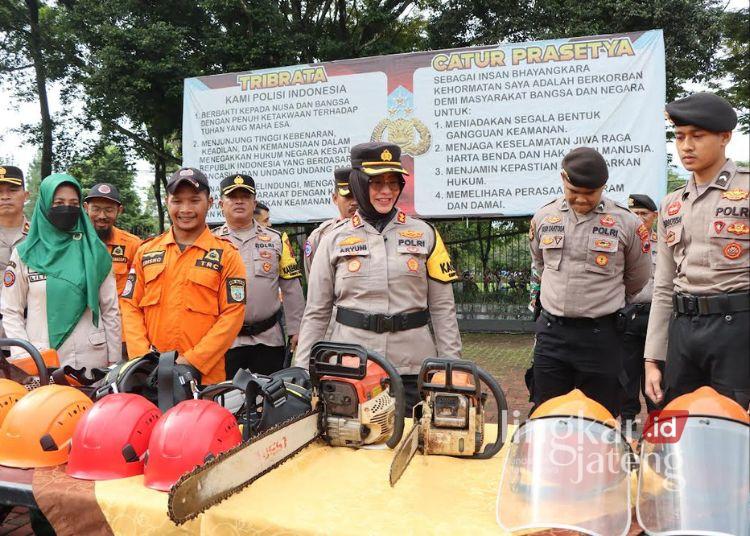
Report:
142,250,166,266
336,235,369,257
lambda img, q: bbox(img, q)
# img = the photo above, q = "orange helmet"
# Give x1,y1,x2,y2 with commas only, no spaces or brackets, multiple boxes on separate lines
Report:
531,389,616,425
0,385,92,468
663,386,749,424
9,348,60,376
0,379,28,426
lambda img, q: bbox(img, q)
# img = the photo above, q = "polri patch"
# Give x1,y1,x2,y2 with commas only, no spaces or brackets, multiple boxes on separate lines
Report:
723,242,743,260
3,270,15,288
226,278,246,303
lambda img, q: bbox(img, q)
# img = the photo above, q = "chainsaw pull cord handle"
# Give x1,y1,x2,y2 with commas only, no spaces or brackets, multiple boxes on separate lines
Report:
473,365,509,460
0,338,49,386
364,350,405,449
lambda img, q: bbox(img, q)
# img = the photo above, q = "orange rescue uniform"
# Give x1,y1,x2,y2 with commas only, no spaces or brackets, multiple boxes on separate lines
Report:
105,226,142,295
121,227,247,384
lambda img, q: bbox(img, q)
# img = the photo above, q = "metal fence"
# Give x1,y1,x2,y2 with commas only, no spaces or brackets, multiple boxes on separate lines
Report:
284,217,535,331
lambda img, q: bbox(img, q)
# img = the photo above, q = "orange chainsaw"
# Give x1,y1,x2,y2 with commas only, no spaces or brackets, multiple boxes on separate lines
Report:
168,341,405,524
389,358,509,486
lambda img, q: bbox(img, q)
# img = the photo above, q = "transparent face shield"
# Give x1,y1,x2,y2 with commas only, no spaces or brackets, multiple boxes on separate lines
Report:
497,416,633,536
637,416,750,536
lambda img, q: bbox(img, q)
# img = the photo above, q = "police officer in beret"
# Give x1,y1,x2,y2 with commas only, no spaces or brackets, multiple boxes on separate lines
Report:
303,167,358,278
645,92,750,409
295,142,462,408
621,193,660,424
529,147,651,416
0,166,29,343
214,174,305,377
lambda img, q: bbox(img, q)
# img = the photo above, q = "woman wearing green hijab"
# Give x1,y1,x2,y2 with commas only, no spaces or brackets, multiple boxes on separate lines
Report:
1,173,122,369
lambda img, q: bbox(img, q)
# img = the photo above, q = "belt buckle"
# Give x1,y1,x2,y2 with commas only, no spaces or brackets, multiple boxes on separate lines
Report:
379,314,395,333
685,295,698,315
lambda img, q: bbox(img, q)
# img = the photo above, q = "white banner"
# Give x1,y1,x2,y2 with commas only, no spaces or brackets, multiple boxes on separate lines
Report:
183,30,666,224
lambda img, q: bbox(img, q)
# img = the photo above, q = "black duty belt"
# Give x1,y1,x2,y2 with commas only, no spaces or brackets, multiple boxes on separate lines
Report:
336,307,430,334
540,309,616,328
239,312,279,337
673,292,750,316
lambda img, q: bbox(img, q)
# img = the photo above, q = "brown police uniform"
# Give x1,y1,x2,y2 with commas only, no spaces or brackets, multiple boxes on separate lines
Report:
295,210,462,374
0,219,28,340
214,221,305,377
303,218,339,279
529,148,651,416
645,160,750,405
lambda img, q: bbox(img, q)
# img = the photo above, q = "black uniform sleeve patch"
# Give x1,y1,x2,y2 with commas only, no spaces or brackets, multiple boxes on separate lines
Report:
226,278,246,304
122,270,136,299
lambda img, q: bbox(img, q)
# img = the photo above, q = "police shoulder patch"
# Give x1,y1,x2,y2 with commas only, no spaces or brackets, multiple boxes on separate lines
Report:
426,229,457,283
3,270,15,288
226,278,246,304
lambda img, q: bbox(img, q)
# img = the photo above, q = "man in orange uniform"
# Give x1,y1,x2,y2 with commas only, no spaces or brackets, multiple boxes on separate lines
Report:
121,168,246,384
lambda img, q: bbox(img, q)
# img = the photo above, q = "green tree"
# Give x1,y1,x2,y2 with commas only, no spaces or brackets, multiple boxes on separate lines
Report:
23,149,42,219
68,143,156,234
425,0,725,100
714,8,749,133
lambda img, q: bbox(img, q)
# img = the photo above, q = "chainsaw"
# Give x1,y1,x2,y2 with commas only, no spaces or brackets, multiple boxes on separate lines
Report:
389,358,508,486
167,341,405,524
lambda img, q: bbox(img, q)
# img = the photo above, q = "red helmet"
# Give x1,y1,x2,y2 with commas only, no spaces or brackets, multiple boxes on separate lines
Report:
66,394,161,480
143,399,241,491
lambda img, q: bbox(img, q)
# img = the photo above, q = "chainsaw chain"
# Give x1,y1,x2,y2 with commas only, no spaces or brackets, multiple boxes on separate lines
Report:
167,409,320,525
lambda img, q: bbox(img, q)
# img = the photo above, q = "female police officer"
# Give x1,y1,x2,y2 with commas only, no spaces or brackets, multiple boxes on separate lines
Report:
294,142,462,407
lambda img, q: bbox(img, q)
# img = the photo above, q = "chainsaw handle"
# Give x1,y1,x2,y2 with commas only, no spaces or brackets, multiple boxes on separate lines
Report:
0,338,49,386
363,350,405,449
474,366,509,460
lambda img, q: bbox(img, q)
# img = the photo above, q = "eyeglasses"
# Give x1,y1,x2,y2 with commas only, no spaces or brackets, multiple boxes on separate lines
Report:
369,179,401,191
88,206,118,216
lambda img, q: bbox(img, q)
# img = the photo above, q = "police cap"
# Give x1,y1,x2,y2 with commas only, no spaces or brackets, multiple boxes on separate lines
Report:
167,167,209,194
220,174,255,196
561,147,608,189
0,166,24,189
85,183,122,205
350,142,409,176
628,194,657,212
665,92,737,132
333,167,352,196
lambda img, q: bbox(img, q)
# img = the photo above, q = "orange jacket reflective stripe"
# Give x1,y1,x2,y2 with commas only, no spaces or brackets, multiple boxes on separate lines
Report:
121,227,246,384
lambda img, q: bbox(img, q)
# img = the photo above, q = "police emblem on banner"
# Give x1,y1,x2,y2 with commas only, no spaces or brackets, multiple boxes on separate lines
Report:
370,86,431,156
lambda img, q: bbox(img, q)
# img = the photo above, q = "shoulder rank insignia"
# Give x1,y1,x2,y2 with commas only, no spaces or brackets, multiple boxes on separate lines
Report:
396,211,406,224
351,214,363,228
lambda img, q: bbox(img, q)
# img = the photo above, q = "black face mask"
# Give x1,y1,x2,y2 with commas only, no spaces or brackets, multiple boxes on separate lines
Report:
47,205,81,232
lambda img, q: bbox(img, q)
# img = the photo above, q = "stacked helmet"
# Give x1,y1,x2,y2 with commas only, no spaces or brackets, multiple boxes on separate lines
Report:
67,394,161,480
0,379,28,426
0,385,92,468
143,399,241,491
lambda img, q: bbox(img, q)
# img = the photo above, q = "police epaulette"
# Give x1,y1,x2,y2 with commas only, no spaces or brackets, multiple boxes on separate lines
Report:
260,226,281,238
539,198,556,209
330,218,350,231
614,200,630,211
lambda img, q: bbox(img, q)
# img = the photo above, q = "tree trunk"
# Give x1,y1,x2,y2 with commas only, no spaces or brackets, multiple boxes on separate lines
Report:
26,0,53,177
154,159,166,232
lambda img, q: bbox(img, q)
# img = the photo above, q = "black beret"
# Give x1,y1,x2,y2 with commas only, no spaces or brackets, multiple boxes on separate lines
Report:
0,165,24,188
350,142,408,176
221,173,255,196
562,147,608,189
628,194,657,212
85,183,121,204
665,92,737,132
333,167,352,196
254,201,269,212
167,167,209,193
